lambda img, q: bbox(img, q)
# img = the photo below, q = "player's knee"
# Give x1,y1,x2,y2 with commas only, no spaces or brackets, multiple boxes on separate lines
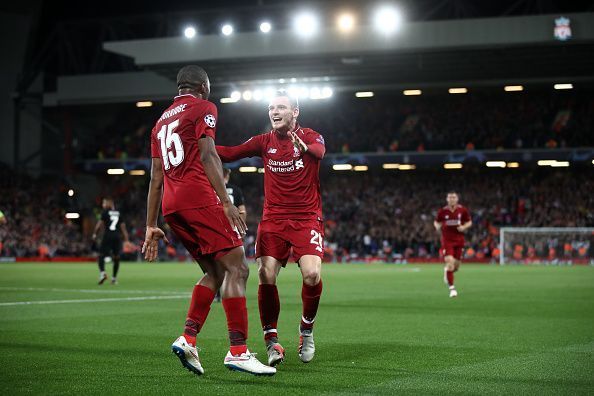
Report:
258,265,277,284
301,266,321,286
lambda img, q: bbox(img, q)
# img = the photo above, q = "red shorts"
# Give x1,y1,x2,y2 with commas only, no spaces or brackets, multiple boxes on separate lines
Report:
256,218,324,263
165,205,243,260
441,245,464,260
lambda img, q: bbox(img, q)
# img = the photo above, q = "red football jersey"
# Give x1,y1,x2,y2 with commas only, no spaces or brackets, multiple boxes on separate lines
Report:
150,94,219,216
217,125,324,221
435,205,471,246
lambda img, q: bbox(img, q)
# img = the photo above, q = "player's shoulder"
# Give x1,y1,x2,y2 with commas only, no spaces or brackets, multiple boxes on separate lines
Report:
299,126,325,144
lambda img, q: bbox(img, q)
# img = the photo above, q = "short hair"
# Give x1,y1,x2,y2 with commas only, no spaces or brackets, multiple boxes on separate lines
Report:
275,89,299,109
223,168,231,177
177,65,208,90
447,191,459,197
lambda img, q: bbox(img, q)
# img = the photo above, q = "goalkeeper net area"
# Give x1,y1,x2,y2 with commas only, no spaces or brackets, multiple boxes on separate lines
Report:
499,227,594,265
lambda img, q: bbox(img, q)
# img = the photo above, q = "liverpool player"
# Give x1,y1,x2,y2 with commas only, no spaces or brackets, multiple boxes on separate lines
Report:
142,65,274,376
434,191,472,298
92,198,129,285
217,91,325,366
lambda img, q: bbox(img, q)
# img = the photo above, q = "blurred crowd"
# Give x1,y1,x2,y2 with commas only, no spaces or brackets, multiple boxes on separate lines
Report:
77,90,594,160
1,169,592,261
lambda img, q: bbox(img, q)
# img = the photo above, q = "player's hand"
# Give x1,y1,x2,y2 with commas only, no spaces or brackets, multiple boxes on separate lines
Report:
457,225,466,233
223,202,247,236
288,131,308,154
142,226,169,262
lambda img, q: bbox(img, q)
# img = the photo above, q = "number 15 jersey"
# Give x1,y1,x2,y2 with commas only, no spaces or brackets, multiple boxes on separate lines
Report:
150,94,219,216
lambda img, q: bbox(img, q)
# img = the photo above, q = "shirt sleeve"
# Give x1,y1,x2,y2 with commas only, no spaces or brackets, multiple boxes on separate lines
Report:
304,132,325,159
216,135,263,162
195,102,218,140
462,208,471,223
150,127,160,158
435,209,443,222
101,211,109,223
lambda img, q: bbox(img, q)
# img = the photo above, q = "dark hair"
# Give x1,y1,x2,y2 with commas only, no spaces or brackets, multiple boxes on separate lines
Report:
275,89,299,109
177,65,208,90
447,191,458,197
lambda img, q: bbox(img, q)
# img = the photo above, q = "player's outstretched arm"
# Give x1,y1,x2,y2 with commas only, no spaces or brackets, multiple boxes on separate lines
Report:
142,157,169,262
215,136,262,162
199,137,247,235
288,131,325,159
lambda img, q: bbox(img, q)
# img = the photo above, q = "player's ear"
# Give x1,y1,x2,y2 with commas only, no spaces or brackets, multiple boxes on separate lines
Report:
293,106,300,118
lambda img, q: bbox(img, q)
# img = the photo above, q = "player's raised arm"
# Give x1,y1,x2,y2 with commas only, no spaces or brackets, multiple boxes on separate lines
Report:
199,136,247,235
289,131,325,159
143,157,169,261
216,136,262,162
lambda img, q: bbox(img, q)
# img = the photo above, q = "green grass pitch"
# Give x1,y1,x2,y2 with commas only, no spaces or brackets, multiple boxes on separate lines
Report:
0,262,593,395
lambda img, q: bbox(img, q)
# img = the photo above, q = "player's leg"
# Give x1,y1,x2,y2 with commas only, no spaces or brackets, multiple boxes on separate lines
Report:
297,255,323,363
111,240,122,284
217,246,276,375
444,252,457,297
97,242,108,285
258,255,284,365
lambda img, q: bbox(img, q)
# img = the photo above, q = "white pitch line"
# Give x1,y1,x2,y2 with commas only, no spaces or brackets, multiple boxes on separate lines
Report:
0,287,188,295
0,294,188,307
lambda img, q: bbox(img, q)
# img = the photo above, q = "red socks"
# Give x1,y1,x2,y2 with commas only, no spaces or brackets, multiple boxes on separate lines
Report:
258,284,280,342
222,297,248,356
301,280,323,331
183,285,216,346
446,270,454,287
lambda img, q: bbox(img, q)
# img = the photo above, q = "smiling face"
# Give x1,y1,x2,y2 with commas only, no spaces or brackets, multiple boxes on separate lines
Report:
268,95,299,134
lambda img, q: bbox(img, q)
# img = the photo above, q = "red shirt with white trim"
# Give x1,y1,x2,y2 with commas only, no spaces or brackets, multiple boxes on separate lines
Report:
435,205,471,246
150,94,219,215
217,125,325,221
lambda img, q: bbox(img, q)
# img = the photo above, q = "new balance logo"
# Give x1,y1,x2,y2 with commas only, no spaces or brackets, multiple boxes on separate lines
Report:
267,147,277,154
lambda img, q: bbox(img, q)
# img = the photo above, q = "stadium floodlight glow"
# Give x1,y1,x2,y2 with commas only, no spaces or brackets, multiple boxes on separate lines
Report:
321,87,333,98
592,159,594,165
504,85,524,92
554,83,573,90
294,12,319,38
258,168,265,173
333,164,353,171
398,164,416,170
403,89,422,96
337,13,356,33
184,26,196,39
356,91,374,98
486,161,506,168
382,163,400,169
310,87,322,100
242,90,253,101
448,88,468,94
67,189,74,197
230,91,241,101
239,166,258,173
260,21,272,33
537,160,557,166
222,24,234,36
353,165,368,171
550,161,570,167
444,163,463,169
373,6,402,35
253,90,263,101
65,212,80,219
220,97,239,104
136,101,153,108
506,162,520,168
298,86,310,99
107,168,125,175
130,170,146,176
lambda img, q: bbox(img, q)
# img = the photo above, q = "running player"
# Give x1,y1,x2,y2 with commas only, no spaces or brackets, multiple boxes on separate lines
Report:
434,191,472,298
92,198,129,285
217,91,325,366
142,65,274,376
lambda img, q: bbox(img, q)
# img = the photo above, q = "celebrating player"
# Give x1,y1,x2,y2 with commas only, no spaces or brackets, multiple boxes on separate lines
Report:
434,191,472,298
217,91,325,366
92,198,129,285
142,65,275,376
